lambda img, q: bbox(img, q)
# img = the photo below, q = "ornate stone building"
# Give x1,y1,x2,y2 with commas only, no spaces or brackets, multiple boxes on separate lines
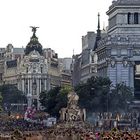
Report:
95,0,140,99
0,27,72,109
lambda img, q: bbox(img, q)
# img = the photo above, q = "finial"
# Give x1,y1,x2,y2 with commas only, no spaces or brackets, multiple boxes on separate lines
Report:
30,26,39,35
73,49,74,56
97,12,101,39
98,12,100,30
103,21,105,31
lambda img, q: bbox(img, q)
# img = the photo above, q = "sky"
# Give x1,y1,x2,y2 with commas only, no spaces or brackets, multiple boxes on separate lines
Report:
0,0,113,58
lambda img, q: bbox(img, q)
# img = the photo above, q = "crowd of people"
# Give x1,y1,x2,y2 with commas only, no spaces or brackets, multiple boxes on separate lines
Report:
0,118,47,132
43,127,140,140
0,126,140,139
1,121,140,140
0,116,140,139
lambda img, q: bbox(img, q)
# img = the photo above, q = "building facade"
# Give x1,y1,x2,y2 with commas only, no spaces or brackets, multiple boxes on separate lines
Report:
96,0,140,99
0,27,72,109
72,15,107,86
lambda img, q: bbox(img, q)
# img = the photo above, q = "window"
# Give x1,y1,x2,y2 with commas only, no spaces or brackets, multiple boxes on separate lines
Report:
128,12,139,24
134,13,139,24
128,13,131,24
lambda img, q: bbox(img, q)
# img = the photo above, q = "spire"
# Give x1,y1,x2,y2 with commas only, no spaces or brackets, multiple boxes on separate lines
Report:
98,13,100,30
97,13,101,40
93,13,101,51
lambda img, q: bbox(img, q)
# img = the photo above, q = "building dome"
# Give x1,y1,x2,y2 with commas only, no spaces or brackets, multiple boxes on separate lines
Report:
25,27,43,55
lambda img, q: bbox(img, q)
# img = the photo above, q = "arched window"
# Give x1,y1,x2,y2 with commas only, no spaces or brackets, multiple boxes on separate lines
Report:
134,13,139,24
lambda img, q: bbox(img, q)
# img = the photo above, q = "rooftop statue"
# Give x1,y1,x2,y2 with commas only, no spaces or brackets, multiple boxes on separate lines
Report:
30,26,39,35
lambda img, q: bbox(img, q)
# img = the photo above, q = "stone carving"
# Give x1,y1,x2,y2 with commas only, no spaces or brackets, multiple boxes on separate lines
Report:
67,91,79,108
123,57,128,67
110,57,116,68
60,90,86,122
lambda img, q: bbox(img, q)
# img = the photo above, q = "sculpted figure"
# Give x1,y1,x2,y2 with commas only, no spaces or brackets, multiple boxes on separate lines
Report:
30,26,39,35
67,91,79,109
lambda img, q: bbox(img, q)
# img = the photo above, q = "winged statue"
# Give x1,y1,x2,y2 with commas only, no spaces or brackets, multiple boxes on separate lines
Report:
30,26,39,34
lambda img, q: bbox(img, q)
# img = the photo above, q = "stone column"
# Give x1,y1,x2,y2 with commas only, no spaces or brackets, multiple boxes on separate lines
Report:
27,94,32,108
27,78,32,108
44,77,47,90
30,78,32,96
37,77,40,96
22,78,24,93
40,78,42,93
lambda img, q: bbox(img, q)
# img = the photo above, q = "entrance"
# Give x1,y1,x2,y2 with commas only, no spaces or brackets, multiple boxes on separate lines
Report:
134,62,140,99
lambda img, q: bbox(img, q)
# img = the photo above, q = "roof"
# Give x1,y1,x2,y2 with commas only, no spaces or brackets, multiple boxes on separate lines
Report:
13,48,25,54
109,0,140,11
116,0,140,5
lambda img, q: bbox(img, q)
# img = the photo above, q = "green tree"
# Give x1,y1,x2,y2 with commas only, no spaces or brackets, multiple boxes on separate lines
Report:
0,93,3,112
75,76,111,113
39,85,72,118
110,83,133,112
0,84,27,110
39,87,61,117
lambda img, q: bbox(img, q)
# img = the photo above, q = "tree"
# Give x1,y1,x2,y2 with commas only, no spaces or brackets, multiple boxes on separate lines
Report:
75,76,133,113
0,93,2,112
110,83,133,112
0,84,27,110
39,85,72,118
39,87,61,117
75,76,111,113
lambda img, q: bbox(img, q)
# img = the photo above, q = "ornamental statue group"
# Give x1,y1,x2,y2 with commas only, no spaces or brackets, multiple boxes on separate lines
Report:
59,90,86,122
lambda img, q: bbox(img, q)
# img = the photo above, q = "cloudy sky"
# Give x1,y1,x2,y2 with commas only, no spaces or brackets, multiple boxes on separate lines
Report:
0,0,113,58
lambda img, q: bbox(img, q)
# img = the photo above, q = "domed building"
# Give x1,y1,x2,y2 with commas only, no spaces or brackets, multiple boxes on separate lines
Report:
2,27,64,110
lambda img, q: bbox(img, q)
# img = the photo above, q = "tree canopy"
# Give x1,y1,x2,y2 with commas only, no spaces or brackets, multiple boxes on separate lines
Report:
75,77,133,113
75,76,111,113
39,85,72,118
110,83,133,112
0,84,27,110
0,93,2,112
39,76,134,117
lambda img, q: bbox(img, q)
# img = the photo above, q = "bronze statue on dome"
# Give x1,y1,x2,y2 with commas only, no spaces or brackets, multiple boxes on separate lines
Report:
30,26,39,35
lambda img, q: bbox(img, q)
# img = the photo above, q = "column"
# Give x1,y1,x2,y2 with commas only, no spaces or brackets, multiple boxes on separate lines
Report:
37,77,40,96
27,78,32,108
39,78,42,93
44,77,47,90
30,78,32,96
22,78,24,93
